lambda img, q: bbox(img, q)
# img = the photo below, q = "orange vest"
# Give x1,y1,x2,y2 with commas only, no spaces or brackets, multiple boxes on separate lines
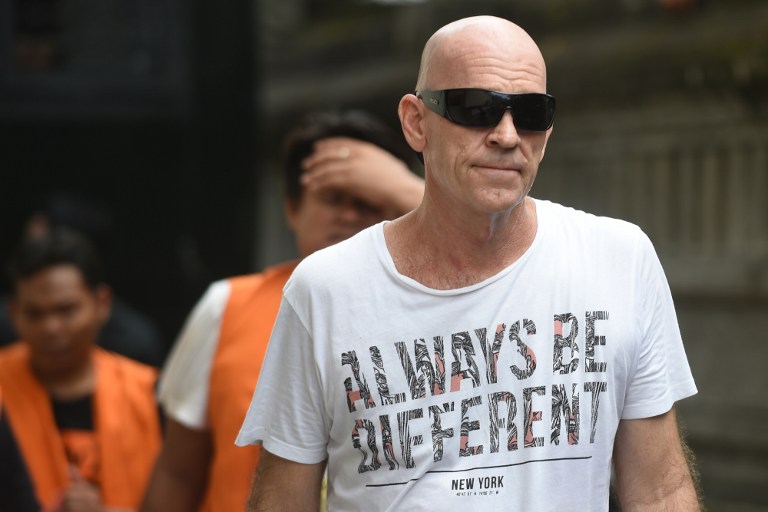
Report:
202,261,297,512
0,343,162,509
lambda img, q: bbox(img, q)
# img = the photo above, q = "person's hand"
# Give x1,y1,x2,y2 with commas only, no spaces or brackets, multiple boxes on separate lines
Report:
49,466,104,512
301,137,424,217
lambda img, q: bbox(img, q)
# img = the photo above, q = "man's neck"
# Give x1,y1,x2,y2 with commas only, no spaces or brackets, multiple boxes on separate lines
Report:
32,355,95,401
385,196,537,290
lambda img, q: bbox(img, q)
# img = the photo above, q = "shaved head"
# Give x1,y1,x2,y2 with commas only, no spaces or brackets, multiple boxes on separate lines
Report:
415,16,547,93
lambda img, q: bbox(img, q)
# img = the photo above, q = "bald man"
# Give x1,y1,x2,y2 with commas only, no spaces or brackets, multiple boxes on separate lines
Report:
236,16,700,511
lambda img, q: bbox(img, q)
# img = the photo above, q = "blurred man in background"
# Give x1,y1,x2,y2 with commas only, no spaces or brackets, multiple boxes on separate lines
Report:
0,192,165,367
0,229,162,511
140,110,424,512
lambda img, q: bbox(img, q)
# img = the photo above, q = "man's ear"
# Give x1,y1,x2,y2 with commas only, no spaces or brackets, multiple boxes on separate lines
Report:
398,94,427,153
95,285,113,327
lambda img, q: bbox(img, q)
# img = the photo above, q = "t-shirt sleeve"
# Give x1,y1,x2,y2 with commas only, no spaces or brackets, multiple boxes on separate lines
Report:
236,296,329,464
621,232,697,419
157,280,230,429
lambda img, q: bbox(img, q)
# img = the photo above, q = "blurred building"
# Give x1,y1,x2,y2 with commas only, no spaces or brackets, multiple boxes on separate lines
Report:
0,0,257,355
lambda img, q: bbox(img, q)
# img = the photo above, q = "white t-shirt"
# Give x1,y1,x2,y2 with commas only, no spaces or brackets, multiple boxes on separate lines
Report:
158,280,230,429
237,199,697,511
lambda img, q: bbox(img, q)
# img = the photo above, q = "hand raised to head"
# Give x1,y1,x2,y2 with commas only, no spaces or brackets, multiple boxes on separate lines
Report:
301,137,423,217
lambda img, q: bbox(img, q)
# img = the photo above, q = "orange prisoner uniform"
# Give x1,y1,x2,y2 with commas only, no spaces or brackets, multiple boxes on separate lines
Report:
0,343,162,510
182,262,296,512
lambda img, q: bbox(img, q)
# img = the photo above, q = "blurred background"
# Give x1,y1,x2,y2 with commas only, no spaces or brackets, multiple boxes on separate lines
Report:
1,0,766,508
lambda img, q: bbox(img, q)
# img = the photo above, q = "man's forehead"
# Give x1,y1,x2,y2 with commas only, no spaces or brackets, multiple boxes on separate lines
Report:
427,25,546,90
15,265,92,297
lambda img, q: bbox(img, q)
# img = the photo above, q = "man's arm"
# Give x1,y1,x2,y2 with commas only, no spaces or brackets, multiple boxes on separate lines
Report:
300,136,424,217
247,450,326,512
613,407,701,511
139,418,212,512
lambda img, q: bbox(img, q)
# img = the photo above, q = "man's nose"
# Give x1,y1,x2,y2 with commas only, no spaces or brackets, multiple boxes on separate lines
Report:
337,199,365,223
40,314,65,335
487,110,521,148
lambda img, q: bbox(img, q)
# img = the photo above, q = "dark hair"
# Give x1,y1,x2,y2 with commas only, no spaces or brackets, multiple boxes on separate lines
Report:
6,228,105,291
282,110,415,203
32,191,114,255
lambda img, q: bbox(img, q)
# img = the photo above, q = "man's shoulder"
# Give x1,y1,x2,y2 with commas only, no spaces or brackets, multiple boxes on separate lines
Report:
227,260,298,297
0,342,27,366
228,260,298,288
287,224,383,294
537,198,645,241
94,347,158,384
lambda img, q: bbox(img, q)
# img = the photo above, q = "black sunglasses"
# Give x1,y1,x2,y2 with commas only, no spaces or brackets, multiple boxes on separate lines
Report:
416,88,556,131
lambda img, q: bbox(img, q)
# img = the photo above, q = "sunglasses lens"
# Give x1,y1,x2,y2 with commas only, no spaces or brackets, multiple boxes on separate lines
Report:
512,94,554,131
444,90,503,127
441,89,554,130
